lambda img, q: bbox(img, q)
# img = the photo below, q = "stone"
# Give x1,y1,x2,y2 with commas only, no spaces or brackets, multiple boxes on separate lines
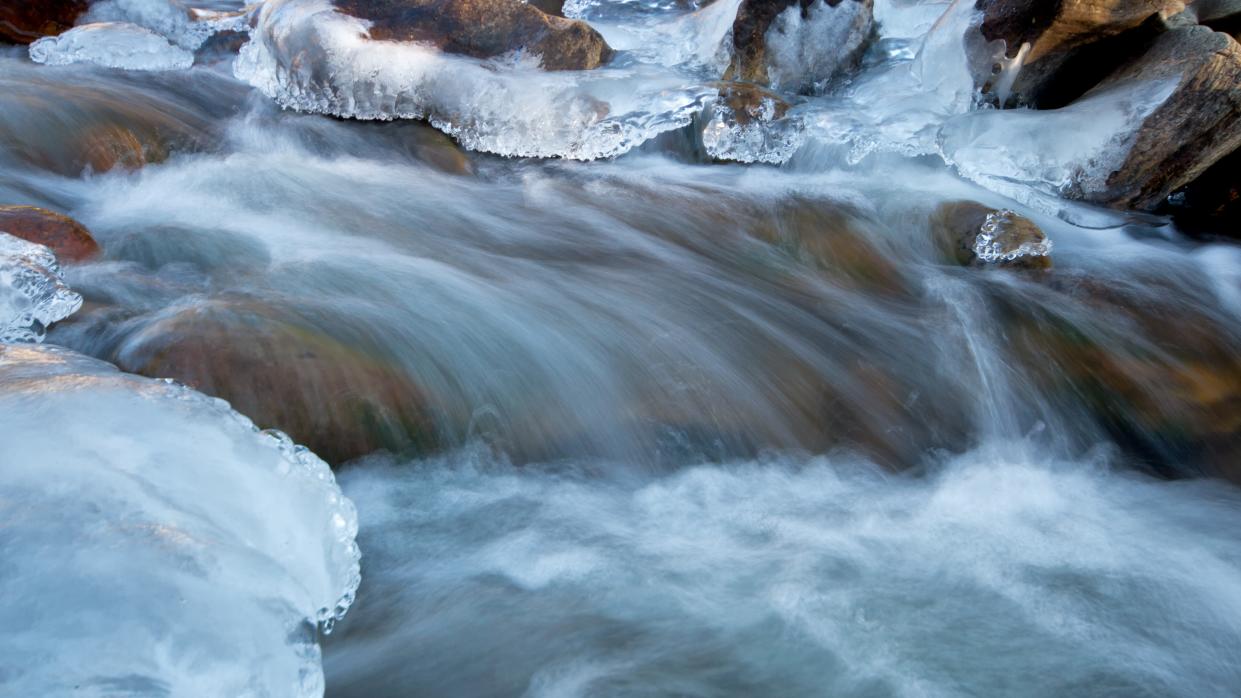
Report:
1074,26,1241,210
332,0,613,70
111,300,437,465
929,201,1052,270
0,0,88,44
0,206,100,262
726,0,873,93
975,0,1183,108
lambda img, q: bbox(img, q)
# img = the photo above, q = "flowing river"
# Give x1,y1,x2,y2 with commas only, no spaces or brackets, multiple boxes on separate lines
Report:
1,0,1240,695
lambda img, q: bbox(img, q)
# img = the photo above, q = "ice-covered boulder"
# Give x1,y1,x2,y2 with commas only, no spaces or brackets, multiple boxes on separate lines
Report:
930,201,1052,270
0,0,88,44
726,0,873,93
332,0,613,70
29,21,195,71
974,0,1185,108
0,206,101,262
0,343,360,695
1073,26,1241,210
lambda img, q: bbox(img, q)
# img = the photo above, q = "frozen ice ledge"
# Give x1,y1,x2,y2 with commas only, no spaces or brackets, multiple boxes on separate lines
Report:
0,342,361,695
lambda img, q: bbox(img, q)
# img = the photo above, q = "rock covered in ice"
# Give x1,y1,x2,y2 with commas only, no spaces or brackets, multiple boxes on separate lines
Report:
0,343,361,695
1073,25,1241,210
29,22,195,71
332,0,613,69
0,233,83,343
727,0,874,93
930,200,1051,270
82,0,251,50
701,82,806,163
235,0,714,159
0,0,88,44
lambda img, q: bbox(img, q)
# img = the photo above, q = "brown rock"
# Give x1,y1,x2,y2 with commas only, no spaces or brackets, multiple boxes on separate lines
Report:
930,201,1052,270
714,81,791,125
0,206,100,262
112,300,437,465
727,0,873,92
1074,26,1241,210
975,0,1182,107
0,0,88,44
333,0,613,70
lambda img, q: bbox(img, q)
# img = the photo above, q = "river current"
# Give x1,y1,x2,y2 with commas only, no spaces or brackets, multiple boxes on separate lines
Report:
1,0,1240,695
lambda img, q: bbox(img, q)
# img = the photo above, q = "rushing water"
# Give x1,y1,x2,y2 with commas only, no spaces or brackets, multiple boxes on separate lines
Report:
1,0,1240,695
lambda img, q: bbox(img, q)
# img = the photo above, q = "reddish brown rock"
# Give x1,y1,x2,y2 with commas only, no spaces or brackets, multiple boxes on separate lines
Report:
0,206,100,262
111,300,437,465
0,0,88,44
333,0,613,70
1074,26,1241,210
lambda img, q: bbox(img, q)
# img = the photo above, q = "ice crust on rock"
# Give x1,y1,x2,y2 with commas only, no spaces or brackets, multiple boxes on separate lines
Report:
0,233,82,343
763,0,873,94
974,209,1052,263
0,344,361,696
83,0,251,50
702,96,807,164
235,0,715,160
29,22,195,71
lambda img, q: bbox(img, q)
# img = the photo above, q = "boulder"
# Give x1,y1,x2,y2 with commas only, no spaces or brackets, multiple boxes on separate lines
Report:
0,206,100,262
726,0,873,93
111,300,437,465
930,201,1052,270
332,0,613,70
1162,146,1241,236
1074,26,1241,210
975,0,1183,107
0,0,88,44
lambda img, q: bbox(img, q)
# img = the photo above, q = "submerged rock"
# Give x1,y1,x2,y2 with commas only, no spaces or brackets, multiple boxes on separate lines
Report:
0,0,88,44
332,0,613,70
111,300,436,465
727,0,873,93
1074,26,1241,210
0,206,100,262
930,201,1052,270
974,0,1182,108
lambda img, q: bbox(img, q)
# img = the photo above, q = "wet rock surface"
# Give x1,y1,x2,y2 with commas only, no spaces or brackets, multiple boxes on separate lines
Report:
975,0,1182,108
0,206,100,262
109,300,437,465
0,0,89,44
332,0,614,70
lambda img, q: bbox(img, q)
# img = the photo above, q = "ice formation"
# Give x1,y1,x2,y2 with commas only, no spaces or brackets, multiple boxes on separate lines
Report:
701,95,807,164
235,0,715,159
29,22,196,71
83,0,251,50
0,233,83,343
763,0,873,93
0,344,361,696
974,209,1052,263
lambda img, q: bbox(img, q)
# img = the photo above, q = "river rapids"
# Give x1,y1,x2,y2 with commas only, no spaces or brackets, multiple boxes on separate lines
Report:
1,0,1240,696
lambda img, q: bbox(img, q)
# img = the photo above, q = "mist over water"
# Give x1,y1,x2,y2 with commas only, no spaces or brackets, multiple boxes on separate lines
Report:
0,0,1240,695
